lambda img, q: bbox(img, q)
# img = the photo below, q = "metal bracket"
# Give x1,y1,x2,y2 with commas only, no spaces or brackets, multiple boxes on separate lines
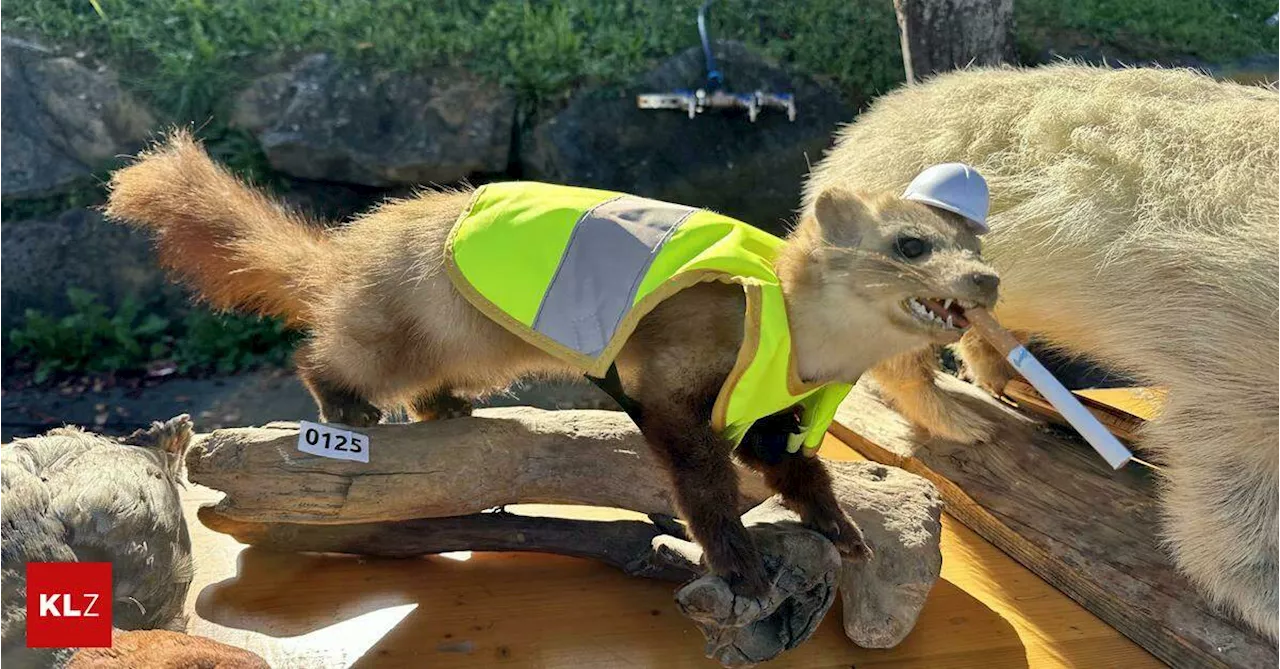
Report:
636,1,797,122
636,89,796,122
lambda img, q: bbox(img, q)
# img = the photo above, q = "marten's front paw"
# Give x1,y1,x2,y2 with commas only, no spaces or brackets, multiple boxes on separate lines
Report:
706,536,771,599
723,562,771,599
882,383,995,445
959,363,1015,398
807,510,872,561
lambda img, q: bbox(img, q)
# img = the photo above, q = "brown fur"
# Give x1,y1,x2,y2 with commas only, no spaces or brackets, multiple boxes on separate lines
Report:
106,131,997,594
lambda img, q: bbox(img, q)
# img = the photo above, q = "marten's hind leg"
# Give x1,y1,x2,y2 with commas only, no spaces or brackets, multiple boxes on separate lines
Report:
295,343,384,427
408,387,474,421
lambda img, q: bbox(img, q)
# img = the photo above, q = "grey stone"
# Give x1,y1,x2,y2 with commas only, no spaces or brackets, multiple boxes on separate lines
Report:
1,416,194,668
233,54,515,186
1,37,155,200
828,460,944,648
275,178,385,224
522,41,853,234
0,208,186,333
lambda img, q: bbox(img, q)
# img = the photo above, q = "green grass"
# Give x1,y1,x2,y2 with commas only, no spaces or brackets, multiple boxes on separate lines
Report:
9,289,299,382
6,0,1273,128
3,1,906,122
4,1,1272,186
1,0,909,223
1017,0,1278,62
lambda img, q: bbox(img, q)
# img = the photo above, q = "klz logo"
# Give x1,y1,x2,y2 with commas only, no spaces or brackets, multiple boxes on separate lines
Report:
26,562,112,648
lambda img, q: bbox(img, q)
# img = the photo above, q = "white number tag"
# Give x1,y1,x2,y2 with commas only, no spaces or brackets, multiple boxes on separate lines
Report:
297,421,369,463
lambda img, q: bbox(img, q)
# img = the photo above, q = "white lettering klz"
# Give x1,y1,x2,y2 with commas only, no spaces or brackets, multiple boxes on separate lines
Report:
37,593,100,618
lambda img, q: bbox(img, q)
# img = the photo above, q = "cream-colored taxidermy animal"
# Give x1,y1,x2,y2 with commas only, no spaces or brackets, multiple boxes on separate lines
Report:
805,63,1279,639
106,131,999,597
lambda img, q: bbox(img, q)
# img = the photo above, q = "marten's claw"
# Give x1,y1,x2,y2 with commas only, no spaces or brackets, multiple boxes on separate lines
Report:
725,565,771,599
809,512,873,561
320,401,383,428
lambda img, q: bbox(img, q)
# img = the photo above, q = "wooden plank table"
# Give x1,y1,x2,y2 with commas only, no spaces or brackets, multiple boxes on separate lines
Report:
181,432,1161,668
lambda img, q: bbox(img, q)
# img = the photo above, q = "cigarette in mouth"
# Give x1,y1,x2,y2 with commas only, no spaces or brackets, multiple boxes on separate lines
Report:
965,307,1134,470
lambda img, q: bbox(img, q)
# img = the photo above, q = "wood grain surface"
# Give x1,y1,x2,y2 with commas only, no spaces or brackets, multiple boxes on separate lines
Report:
831,374,1275,669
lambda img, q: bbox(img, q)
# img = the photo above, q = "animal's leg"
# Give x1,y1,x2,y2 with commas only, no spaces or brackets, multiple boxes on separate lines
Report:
956,328,1020,396
642,416,769,598
736,446,870,559
295,343,383,427
870,346,994,444
407,387,474,421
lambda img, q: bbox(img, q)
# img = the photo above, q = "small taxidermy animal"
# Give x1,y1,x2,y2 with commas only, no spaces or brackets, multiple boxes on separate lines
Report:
106,131,999,595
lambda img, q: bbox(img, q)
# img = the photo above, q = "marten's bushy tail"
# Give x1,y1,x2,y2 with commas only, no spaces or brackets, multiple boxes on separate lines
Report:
106,130,330,325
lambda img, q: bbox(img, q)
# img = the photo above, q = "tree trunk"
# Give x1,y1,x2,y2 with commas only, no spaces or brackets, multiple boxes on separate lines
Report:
893,0,1016,83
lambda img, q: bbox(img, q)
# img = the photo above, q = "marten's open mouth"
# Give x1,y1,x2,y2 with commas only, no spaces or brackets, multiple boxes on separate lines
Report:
901,297,974,330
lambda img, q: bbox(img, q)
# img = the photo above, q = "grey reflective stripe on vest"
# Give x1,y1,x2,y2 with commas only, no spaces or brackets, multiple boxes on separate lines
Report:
532,196,696,357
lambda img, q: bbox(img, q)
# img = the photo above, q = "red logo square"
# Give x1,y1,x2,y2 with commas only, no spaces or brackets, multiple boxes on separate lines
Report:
26,562,112,648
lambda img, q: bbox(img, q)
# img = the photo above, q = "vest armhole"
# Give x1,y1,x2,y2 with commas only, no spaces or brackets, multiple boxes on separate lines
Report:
711,283,763,435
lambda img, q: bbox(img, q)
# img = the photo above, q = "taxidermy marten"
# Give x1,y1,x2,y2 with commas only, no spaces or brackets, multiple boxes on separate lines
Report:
106,132,999,595
805,63,1279,638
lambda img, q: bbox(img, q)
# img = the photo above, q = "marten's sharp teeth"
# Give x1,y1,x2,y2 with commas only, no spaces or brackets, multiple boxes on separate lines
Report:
943,298,953,310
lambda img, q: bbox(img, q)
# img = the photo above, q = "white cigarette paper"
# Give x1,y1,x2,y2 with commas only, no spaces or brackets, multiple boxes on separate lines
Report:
1005,345,1133,469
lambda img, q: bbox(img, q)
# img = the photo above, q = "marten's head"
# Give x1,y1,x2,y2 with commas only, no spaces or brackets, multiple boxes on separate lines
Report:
779,186,999,377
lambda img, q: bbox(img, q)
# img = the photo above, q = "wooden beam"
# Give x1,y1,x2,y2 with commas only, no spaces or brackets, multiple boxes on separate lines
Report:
830,374,1276,668
893,0,1016,83
185,409,769,524
1001,379,1147,444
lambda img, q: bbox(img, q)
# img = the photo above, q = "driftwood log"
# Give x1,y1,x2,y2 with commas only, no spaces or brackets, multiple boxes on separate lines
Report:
187,408,943,665
832,375,1278,669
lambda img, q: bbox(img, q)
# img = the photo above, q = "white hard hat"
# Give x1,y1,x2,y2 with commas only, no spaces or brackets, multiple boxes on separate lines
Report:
902,163,990,234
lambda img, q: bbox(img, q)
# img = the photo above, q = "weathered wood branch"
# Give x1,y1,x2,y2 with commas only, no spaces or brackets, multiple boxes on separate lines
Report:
186,407,944,660
187,408,770,524
893,0,1015,83
198,506,701,581
832,374,1278,668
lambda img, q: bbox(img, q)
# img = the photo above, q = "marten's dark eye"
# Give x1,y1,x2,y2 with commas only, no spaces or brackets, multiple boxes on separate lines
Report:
894,236,931,260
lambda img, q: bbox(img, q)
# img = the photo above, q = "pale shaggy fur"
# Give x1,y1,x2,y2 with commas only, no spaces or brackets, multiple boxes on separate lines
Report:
804,63,1279,639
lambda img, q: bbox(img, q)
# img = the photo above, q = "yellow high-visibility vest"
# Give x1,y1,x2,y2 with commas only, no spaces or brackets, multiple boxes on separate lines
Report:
444,181,851,454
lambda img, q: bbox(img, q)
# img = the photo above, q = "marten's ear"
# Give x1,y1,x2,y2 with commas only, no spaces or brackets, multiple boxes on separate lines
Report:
812,186,875,246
